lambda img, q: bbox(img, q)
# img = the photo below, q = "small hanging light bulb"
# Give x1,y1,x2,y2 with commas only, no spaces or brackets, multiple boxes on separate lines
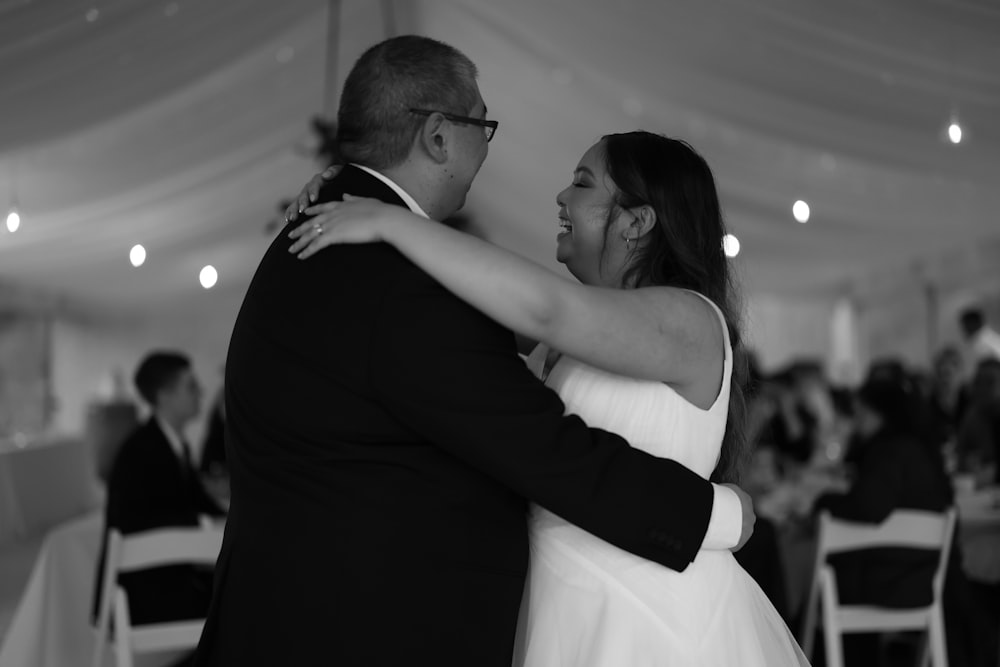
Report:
199,265,218,289
129,244,146,267
5,206,20,233
947,121,962,144
793,200,810,224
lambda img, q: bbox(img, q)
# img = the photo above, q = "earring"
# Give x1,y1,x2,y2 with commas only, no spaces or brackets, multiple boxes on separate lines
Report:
625,237,632,251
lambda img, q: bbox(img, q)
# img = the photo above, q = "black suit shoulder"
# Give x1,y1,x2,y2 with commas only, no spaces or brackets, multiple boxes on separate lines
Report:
110,419,171,475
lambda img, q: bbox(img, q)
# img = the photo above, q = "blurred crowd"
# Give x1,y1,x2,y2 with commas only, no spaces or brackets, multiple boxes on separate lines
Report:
739,306,1000,667
746,308,1000,500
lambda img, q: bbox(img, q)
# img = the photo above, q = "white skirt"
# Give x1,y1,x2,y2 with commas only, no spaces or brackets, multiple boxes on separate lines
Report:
514,508,811,667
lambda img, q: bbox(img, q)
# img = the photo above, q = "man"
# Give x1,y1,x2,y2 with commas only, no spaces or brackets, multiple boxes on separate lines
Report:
195,35,752,666
959,307,1000,369
93,351,225,633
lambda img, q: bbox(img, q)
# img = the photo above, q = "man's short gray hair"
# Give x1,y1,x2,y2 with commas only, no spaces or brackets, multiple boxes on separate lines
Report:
337,35,479,170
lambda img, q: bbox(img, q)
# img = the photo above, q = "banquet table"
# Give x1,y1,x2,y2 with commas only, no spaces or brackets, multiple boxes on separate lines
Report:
0,436,103,546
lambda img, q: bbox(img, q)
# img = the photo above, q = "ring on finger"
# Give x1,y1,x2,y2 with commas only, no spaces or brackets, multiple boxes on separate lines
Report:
313,223,323,235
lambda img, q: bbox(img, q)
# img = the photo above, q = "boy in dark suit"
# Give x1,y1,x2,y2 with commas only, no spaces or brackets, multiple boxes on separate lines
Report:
92,351,226,632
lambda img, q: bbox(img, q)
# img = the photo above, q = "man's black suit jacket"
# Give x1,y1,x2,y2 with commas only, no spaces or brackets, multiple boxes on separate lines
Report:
92,418,225,625
194,166,718,666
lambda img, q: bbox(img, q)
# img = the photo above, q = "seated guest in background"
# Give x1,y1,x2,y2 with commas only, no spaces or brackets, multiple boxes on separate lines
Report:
926,346,970,453
815,373,989,667
92,351,226,657
959,307,1000,364
756,360,834,465
956,358,1000,483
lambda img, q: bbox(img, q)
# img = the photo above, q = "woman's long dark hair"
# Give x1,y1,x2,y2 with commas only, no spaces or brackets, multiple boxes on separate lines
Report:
601,132,749,483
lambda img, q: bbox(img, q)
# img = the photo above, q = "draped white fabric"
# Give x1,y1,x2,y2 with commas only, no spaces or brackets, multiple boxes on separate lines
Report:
0,0,998,314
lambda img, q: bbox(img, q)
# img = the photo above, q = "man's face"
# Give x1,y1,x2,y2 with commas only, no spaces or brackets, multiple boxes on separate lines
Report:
445,84,490,214
159,368,202,427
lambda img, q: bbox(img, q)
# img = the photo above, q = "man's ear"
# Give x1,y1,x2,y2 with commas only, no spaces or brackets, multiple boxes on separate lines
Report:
415,113,450,164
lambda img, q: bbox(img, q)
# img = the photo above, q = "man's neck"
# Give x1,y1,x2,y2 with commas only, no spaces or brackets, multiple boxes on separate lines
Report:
380,163,452,221
155,410,186,439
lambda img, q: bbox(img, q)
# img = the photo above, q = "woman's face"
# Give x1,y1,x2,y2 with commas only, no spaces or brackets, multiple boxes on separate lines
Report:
555,142,631,287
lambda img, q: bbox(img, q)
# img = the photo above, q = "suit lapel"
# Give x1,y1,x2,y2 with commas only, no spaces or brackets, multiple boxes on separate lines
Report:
146,419,191,486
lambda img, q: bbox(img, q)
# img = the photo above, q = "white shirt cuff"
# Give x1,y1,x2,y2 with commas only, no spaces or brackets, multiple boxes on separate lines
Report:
701,484,742,550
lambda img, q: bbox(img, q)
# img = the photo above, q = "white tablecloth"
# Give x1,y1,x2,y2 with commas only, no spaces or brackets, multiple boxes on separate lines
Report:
0,437,103,546
0,511,110,667
0,512,192,667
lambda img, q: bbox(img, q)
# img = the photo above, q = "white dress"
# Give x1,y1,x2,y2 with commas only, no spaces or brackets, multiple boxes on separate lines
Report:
515,293,810,666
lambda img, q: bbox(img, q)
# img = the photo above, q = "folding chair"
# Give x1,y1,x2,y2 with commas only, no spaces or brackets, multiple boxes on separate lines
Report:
92,526,224,667
800,509,956,667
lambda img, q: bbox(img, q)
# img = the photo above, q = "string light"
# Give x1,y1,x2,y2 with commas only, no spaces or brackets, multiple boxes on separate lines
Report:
793,200,810,224
947,121,962,144
5,207,20,233
199,265,218,289
129,244,146,267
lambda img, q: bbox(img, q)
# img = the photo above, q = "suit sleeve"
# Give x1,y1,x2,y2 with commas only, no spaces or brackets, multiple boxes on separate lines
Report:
369,265,714,571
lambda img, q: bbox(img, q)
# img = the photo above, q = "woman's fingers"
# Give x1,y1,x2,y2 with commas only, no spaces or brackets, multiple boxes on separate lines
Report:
296,242,323,259
285,199,301,222
288,221,326,253
284,167,345,222
288,220,315,239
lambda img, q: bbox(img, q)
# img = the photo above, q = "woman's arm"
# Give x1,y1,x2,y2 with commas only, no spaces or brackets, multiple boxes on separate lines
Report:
289,198,721,387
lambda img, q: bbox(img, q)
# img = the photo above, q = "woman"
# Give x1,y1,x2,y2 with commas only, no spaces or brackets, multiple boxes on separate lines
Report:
288,132,808,665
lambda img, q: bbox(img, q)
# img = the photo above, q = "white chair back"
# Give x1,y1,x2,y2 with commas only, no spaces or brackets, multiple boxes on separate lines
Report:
91,526,223,667
801,508,956,667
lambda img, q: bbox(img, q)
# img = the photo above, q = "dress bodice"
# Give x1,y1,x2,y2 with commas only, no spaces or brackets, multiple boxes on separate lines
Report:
525,291,732,480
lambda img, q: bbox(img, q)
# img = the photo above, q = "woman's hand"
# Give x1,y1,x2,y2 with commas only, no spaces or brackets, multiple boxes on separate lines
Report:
284,165,341,222
287,195,416,258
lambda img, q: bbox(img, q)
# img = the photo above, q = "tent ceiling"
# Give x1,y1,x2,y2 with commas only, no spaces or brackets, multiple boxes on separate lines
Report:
1,0,998,314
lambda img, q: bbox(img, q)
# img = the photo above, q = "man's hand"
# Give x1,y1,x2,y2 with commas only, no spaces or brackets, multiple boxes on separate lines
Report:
723,483,755,551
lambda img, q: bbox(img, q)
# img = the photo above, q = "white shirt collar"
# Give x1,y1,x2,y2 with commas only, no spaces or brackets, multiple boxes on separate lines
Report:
349,163,430,219
155,414,186,460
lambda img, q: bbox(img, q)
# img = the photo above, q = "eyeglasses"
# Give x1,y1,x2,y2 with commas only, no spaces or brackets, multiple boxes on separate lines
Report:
409,108,498,142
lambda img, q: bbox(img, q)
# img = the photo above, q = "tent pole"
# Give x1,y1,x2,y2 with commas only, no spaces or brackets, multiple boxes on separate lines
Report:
924,279,939,363
323,0,342,119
